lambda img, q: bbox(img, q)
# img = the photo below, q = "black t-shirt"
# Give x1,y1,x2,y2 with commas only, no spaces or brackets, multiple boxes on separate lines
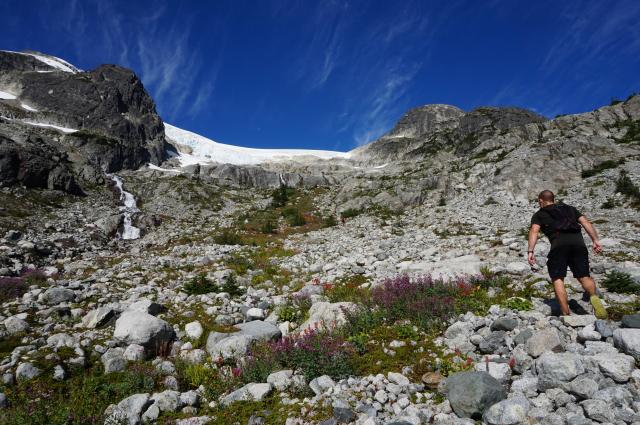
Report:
531,203,586,248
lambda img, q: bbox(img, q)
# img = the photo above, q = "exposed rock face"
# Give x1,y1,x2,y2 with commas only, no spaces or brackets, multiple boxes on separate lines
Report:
0,50,168,193
385,104,465,139
350,104,546,163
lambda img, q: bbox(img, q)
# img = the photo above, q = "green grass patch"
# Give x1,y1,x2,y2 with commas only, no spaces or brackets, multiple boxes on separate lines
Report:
0,363,160,425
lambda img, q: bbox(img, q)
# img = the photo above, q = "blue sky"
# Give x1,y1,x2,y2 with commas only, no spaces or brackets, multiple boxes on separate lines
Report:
2,0,640,151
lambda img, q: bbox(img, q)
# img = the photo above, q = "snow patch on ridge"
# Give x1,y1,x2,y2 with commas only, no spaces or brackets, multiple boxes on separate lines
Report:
0,90,17,100
21,103,38,112
165,123,350,166
1,50,80,73
22,120,78,133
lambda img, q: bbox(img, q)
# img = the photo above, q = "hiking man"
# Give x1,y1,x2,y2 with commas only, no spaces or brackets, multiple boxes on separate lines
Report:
527,190,608,318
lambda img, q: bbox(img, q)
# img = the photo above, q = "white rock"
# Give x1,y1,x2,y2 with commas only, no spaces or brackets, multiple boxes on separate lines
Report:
185,321,203,340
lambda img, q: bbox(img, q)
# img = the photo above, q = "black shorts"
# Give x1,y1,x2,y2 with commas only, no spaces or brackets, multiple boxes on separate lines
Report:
547,245,590,280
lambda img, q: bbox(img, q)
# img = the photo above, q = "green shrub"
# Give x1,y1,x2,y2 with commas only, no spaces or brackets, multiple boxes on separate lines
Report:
282,208,307,227
221,273,243,296
501,297,533,311
277,303,302,322
183,273,218,295
394,323,418,340
615,171,640,208
271,185,289,208
340,208,361,219
261,221,277,234
602,270,638,294
214,229,242,245
323,215,338,227
438,196,446,206
581,159,624,178
601,198,616,209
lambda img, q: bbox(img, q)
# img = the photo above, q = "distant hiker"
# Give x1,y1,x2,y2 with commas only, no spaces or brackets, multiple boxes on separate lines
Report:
527,190,608,319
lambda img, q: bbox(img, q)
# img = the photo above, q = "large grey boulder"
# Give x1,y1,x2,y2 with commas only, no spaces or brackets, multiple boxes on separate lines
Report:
613,328,640,361
444,371,507,419
536,352,585,391
483,396,530,425
41,287,75,305
113,311,175,357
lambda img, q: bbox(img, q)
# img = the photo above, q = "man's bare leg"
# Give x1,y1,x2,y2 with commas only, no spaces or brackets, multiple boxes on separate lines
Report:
578,276,608,319
553,278,571,315
577,276,596,297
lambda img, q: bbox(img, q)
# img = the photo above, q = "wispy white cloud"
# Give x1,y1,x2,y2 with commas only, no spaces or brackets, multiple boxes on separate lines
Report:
39,0,220,122
542,1,640,75
353,62,421,146
292,2,349,90
328,0,461,147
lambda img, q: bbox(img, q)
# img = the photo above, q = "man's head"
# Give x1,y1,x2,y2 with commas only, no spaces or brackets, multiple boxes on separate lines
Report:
537,190,555,207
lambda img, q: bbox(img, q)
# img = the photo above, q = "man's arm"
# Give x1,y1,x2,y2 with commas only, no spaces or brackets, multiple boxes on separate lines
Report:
578,216,603,253
527,224,541,265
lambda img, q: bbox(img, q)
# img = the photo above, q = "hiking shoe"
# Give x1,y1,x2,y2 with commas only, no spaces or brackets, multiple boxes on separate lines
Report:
590,295,608,320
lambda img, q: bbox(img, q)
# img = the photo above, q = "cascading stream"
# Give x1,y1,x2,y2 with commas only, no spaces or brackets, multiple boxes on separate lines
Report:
108,174,141,240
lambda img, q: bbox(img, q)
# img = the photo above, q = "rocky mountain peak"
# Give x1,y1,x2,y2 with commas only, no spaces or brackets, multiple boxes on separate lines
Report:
385,104,464,139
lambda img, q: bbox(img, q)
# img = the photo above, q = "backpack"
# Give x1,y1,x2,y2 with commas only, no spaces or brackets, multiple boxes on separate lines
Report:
541,203,582,234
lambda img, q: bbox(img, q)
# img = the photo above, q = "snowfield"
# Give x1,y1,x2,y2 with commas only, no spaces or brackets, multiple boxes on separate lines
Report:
165,123,350,166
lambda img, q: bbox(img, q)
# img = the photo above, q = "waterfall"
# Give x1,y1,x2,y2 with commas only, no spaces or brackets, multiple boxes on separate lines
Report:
108,174,141,240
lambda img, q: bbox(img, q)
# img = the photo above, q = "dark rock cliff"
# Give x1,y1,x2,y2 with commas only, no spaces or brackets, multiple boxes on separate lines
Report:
0,50,169,193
